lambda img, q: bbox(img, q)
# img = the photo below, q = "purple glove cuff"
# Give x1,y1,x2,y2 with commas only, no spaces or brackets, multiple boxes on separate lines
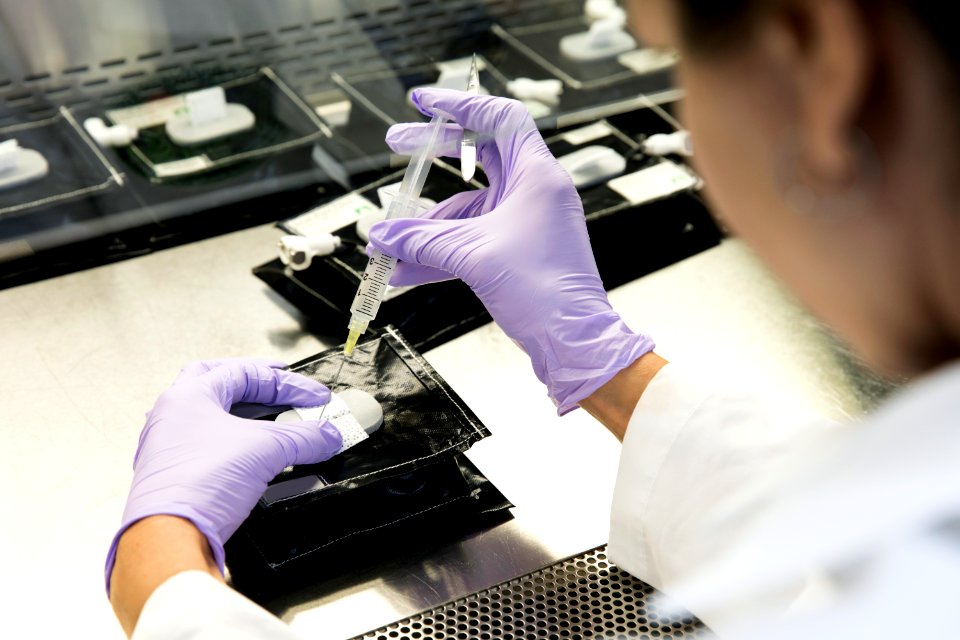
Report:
541,316,656,416
104,508,225,596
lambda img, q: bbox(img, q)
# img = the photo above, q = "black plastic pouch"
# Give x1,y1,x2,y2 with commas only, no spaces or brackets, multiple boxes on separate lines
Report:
225,327,513,596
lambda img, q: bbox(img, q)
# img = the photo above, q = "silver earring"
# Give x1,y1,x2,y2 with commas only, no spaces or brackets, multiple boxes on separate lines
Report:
777,128,881,218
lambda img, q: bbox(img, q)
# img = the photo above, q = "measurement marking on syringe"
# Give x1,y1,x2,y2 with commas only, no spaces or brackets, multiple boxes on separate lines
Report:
345,109,451,345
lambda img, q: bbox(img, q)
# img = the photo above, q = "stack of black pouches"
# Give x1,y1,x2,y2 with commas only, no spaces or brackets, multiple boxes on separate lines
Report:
254,104,722,352
226,327,512,598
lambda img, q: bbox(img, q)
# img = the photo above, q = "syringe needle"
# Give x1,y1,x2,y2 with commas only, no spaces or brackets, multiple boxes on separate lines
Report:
342,110,452,355
317,355,347,424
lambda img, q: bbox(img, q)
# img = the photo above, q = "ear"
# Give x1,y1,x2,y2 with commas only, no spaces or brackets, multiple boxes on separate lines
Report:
766,0,873,181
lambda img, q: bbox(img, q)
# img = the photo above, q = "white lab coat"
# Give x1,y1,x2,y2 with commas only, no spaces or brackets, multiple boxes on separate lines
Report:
131,362,960,639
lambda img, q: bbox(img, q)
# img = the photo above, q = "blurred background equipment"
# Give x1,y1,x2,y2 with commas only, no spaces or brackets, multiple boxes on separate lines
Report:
0,0,685,289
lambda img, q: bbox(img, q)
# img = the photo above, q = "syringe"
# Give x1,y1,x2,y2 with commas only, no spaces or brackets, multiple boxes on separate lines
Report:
343,110,451,356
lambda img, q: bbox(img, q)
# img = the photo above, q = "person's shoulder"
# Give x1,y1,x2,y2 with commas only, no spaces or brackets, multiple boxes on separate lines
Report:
863,359,960,437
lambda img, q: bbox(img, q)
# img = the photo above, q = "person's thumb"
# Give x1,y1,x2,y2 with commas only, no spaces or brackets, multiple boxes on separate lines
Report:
266,419,343,468
367,216,479,278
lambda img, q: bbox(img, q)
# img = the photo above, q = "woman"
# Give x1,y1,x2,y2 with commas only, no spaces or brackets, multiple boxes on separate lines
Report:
106,0,960,637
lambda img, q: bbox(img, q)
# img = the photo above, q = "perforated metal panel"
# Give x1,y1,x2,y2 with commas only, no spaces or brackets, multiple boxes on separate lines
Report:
352,546,713,640
0,0,582,126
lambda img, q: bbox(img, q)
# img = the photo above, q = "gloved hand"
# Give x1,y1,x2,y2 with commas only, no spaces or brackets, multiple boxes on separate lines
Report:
105,359,342,592
368,88,654,414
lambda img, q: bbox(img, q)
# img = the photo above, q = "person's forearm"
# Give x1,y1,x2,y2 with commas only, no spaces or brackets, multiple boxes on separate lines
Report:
580,352,669,440
110,515,222,637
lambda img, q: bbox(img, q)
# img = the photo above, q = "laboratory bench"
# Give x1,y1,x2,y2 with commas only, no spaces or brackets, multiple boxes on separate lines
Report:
0,220,881,639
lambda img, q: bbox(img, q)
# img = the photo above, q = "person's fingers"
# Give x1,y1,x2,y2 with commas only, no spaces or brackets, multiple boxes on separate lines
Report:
367,216,477,279
418,189,490,221
364,240,455,285
174,358,287,384
364,189,489,285
386,122,503,186
385,122,464,158
475,138,504,187
410,88,536,146
392,261,455,286
265,419,343,467
411,88,552,190
200,362,331,410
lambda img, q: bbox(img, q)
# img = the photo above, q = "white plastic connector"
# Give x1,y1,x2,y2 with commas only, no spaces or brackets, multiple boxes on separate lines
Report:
0,139,49,191
642,131,694,157
186,87,227,127
165,86,255,146
557,145,627,189
560,8,636,61
277,234,342,271
506,78,564,106
83,117,138,147
585,0,620,21
315,99,352,129
0,139,19,173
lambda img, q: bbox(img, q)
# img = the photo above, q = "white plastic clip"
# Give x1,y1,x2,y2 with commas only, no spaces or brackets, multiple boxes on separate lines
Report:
83,117,138,147
0,139,49,191
642,131,694,157
506,78,564,106
557,145,627,189
585,0,620,21
560,7,637,61
0,139,19,173
165,86,255,146
278,234,342,271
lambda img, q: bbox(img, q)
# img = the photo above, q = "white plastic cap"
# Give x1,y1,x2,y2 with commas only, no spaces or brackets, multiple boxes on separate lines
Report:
277,234,342,271
585,0,620,21
589,8,629,45
0,139,20,172
506,78,564,106
642,131,694,157
83,117,138,147
186,86,228,127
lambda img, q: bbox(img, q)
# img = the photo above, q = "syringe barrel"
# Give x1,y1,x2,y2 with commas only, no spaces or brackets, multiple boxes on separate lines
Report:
382,193,421,222
343,111,449,341
349,249,399,323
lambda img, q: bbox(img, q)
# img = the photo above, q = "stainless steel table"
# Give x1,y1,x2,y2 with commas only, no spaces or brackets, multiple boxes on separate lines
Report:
0,225,874,639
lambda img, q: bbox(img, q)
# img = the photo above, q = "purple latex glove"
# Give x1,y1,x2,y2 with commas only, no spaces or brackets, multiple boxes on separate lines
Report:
104,359,342,592
367,88,654,414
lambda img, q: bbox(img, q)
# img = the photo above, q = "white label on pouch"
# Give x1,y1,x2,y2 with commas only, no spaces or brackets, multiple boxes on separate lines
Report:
152,155,213,178
617,48,680,75
106,95,188,130
607,161,699,205
562,121,615,146
285,193,381,237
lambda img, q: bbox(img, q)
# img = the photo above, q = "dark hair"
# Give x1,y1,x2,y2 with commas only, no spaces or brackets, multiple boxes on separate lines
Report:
676,0,960,70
